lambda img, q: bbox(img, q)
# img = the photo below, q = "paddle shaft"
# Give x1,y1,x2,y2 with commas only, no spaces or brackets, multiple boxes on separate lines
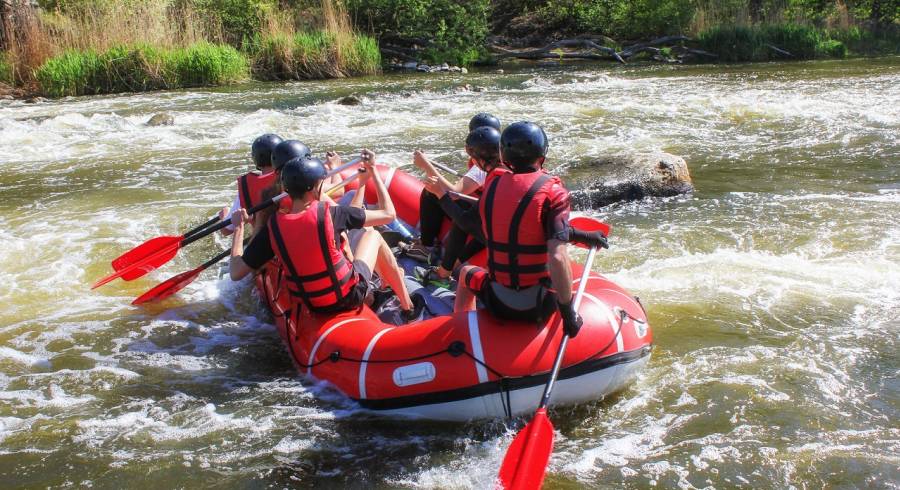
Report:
431,160,463,178
537,246,598,410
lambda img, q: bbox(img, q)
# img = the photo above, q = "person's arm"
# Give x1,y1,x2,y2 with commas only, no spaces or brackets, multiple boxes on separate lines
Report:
229,209,253,280
414,150,463,193
218,195,241,237
360,149,396,226
323,151,345,198
425,176,485,241
350,169,369,208
548,239,573,304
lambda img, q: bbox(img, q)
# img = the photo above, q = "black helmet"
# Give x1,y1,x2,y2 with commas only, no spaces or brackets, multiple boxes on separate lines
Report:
251,133,283,169
469,112,501,131
500,121,548,169
271,140,312,171
281,157,326,196
465,126,501,166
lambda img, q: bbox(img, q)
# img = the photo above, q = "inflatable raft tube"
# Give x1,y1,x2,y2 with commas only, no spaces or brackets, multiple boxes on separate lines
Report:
256,166,653,421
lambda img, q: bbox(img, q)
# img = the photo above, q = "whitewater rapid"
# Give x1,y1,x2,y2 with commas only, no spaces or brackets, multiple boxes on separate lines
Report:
0,58,898,488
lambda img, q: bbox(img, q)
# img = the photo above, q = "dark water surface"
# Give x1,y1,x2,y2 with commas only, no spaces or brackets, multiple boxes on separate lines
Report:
0,58,897,488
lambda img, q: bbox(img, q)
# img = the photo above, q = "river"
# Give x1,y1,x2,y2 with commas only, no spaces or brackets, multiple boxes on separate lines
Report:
0,57,897,488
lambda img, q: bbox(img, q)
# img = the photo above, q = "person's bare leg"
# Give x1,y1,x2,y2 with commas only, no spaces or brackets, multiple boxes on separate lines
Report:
454,265,479,312
353,229,413,311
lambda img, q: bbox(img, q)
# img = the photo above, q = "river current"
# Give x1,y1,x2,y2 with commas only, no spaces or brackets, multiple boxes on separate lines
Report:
0,58,897,488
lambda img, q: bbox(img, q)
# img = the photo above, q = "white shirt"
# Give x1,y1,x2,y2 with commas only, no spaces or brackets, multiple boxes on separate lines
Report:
463,165,487,187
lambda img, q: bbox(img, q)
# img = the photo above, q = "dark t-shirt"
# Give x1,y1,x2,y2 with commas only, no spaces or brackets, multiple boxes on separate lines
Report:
242,205,366,270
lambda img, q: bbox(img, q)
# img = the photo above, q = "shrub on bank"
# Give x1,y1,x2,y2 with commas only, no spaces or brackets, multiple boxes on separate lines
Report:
346,0,491,66
36,42,248,97
0,53,13,85
251,30,381,80
697,24,850,62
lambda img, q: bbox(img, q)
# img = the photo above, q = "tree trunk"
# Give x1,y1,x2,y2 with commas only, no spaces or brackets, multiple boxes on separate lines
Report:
1,0,13,52
749,0,763,23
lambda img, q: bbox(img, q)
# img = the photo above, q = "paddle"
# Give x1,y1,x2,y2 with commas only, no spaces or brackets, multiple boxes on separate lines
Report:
497,217,608,490
129,171,363,303
131,248,231,305
94,160,365,290
107,158,362,279
431,160,464,178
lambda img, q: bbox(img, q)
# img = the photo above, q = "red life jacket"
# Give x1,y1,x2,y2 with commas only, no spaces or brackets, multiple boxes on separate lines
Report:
268,201,357,312
237,171,276,209
480,169,555,289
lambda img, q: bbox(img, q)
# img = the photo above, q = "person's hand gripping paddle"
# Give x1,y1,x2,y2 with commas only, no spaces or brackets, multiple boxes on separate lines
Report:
497,216,610,490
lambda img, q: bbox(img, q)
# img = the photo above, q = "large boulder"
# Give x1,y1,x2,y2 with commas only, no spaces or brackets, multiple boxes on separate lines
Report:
146,113,174,126
567,152,693,209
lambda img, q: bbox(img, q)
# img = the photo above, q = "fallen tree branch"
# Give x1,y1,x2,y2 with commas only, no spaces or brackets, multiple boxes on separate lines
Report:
765,43,793,57
489,39,626,64
618,35,691,59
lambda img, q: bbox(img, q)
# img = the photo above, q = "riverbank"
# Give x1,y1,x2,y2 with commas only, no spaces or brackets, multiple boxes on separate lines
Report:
0,0,896,98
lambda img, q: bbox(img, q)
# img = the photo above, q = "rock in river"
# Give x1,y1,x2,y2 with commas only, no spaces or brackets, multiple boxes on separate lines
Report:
568,152,693,209
146,113,175,126
337,95,362,106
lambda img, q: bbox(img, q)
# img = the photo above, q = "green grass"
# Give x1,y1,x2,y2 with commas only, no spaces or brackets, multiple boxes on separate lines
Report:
250,30,381,81
35,42,248,97
0,52,13,84
697,24,853,62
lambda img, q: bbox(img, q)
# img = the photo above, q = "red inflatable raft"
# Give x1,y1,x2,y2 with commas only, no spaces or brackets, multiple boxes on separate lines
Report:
254,165,653,421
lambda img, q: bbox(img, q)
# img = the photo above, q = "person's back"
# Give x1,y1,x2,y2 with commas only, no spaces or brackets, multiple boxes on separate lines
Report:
455,121,583,338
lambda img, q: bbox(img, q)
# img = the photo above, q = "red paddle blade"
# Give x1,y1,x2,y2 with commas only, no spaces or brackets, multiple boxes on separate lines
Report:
132,266,204,305
569,217,611,250
111,235,183,280
498,408,555,490
92,239,181,289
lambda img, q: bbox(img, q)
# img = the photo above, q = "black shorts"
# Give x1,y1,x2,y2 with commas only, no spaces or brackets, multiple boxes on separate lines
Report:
460,266,557,324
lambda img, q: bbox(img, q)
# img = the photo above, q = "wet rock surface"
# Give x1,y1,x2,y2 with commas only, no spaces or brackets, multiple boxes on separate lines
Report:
337,95,362,106
146,113,175,126
567,151,693,208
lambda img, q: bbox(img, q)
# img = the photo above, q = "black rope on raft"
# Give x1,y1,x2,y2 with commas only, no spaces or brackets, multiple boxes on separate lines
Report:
587,308,628,361
292,341,511,376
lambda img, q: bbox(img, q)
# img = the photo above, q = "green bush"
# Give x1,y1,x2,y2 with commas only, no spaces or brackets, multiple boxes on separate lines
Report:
535,0,695,39
190,0,277,46
698,24,830,62
36,42,248,97
346,0,490,66
251,30,381,80
817,39,846,58
0,52,13,85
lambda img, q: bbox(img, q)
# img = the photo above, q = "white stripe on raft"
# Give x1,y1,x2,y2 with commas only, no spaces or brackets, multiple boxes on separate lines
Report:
384,166,397,189
308,318,366,375
467,311,489,383
359,327,395,399
582,293,624,353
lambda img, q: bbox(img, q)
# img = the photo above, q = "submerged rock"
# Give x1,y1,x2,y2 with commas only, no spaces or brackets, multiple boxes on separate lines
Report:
337,95,362,106
567,152,694,209
24,97,46,104
146,113,175,126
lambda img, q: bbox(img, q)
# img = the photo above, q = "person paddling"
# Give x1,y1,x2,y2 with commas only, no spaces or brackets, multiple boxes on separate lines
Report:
453,122,606,337
219,133,284,236
229,151,425,321
405,113,502,278
414,125,505,287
